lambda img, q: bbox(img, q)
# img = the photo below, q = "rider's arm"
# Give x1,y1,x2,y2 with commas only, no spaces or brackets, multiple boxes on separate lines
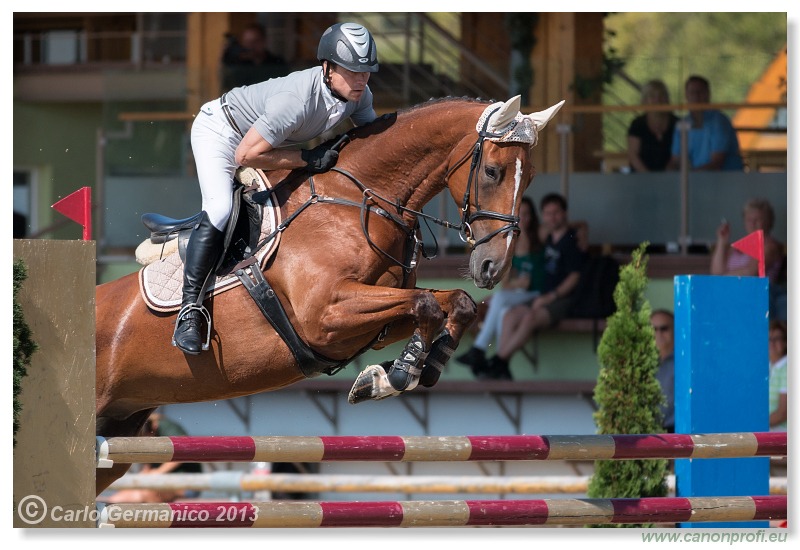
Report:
235,127,306,170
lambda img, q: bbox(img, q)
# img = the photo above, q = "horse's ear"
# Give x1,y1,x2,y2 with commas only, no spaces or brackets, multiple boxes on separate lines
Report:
526,100,566,131
491,95,522,130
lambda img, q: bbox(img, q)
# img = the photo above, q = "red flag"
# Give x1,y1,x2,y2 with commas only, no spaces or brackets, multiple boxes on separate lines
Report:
52,186,92,241
731,229,765,277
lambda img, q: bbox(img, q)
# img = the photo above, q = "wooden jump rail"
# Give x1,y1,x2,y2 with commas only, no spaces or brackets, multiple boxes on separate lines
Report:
109,472,788,496
96,432,786,467
97,496,786,527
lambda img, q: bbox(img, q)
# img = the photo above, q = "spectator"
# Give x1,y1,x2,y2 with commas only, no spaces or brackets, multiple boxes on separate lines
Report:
455,196,545,377
666,75,743,171
104,411,202,503
650,309,675,433
768,320,787,431
627,79,678,172
710,197,786,320
481,193,586,379
221,23,290,90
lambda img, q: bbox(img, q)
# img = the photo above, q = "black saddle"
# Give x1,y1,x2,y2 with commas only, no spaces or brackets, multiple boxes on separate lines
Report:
141,212,204,244
141,182,262,277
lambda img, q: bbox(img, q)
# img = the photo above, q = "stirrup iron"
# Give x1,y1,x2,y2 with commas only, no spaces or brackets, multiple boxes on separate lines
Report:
172,303,213,351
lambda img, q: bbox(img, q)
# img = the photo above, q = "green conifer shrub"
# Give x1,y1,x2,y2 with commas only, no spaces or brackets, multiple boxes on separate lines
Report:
587,243,668,527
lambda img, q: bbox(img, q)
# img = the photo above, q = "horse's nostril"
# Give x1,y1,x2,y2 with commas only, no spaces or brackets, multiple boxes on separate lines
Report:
481,259,494,278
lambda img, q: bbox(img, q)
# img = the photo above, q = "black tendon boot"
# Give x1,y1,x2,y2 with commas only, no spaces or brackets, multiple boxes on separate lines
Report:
385,332,428,391
419,329,456,387
172,212,225,354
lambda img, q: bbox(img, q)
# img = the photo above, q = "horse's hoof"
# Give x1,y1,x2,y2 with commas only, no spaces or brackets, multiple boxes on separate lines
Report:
348,364,401,404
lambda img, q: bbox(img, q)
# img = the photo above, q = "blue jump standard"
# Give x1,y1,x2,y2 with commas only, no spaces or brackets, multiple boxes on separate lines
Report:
674,275,770,529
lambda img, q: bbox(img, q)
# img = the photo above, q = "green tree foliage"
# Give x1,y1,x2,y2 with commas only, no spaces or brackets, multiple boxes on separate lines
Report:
13,260,38,447
587,243,668,528
506,13,538,104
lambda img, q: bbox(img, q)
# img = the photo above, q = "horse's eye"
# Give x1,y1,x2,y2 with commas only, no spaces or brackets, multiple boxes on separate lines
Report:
485,166,499,180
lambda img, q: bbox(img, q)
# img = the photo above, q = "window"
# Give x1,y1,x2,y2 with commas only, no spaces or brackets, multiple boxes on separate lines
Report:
13,169,36,238
42,30,82,65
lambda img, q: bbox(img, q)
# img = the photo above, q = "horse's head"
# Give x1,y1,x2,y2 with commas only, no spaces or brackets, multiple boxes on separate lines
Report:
448,96,564,289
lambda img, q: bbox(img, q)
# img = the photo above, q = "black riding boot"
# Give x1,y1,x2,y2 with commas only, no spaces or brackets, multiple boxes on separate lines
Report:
172,212,225,354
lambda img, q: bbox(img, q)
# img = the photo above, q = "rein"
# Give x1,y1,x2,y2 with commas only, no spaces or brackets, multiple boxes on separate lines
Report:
249,106,522,271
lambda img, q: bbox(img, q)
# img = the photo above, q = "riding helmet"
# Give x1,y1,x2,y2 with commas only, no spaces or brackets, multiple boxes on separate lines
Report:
318,22,379,73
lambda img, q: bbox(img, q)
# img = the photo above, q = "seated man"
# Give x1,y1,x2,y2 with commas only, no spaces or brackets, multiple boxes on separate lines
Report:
666,75,743,171
479,193,586,379
221,22,291,90
651,309,675,433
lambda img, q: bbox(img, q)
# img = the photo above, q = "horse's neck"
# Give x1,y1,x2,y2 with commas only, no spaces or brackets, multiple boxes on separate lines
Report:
360,104,479,216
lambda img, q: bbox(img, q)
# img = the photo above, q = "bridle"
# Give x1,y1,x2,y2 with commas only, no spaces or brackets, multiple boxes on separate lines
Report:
446,104,521,248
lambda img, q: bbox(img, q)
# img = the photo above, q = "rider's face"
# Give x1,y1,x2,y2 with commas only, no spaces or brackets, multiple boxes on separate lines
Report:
326,63,370,102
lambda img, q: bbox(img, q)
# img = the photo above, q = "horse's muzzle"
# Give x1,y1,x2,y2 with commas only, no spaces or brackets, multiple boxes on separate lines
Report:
470,256,501,289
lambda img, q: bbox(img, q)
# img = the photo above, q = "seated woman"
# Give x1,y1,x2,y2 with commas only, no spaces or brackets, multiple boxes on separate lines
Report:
710,197,786,320
627,79,678,172
455,196,544,379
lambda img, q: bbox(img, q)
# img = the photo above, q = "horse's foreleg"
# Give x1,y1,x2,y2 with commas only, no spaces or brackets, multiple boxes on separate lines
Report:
309,282,442,404
347,300,439,403
343,287,476,403
418,288,478,388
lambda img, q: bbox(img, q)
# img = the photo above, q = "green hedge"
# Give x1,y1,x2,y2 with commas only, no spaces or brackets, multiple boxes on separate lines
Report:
13,260,37,447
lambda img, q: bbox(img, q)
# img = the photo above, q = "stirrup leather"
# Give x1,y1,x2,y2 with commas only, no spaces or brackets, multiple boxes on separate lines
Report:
172,303,213,352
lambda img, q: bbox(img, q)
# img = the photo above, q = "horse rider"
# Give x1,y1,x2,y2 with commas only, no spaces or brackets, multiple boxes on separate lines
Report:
174,22,380,354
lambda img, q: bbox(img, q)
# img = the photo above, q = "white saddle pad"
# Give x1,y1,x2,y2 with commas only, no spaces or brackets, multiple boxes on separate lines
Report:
138,168,282,313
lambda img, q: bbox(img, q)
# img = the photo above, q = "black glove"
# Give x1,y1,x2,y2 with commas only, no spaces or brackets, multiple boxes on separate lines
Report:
301,145,339,174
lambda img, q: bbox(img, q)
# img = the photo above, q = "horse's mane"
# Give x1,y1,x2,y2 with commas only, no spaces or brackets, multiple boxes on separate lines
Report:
334,96,492,145
397,95,492,115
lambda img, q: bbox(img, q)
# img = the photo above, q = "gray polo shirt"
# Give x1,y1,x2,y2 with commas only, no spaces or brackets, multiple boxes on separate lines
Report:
223,66,376,147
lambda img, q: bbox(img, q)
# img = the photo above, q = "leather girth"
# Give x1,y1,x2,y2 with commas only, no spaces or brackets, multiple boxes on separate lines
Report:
234,259,346,378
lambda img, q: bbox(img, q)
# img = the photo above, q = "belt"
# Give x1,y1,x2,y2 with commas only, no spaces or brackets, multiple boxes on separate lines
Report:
220,92,244,138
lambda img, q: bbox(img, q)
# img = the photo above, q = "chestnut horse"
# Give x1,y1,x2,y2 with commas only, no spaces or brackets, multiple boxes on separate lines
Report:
95,95,564,494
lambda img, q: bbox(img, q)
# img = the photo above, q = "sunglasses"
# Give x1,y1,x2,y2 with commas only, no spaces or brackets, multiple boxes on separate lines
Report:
652,325,672,333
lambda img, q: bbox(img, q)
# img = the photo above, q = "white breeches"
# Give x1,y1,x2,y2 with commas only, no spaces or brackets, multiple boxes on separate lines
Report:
190,99,243,231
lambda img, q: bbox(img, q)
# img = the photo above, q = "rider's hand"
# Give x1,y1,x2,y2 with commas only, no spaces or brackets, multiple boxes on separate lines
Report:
301,144,339,174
